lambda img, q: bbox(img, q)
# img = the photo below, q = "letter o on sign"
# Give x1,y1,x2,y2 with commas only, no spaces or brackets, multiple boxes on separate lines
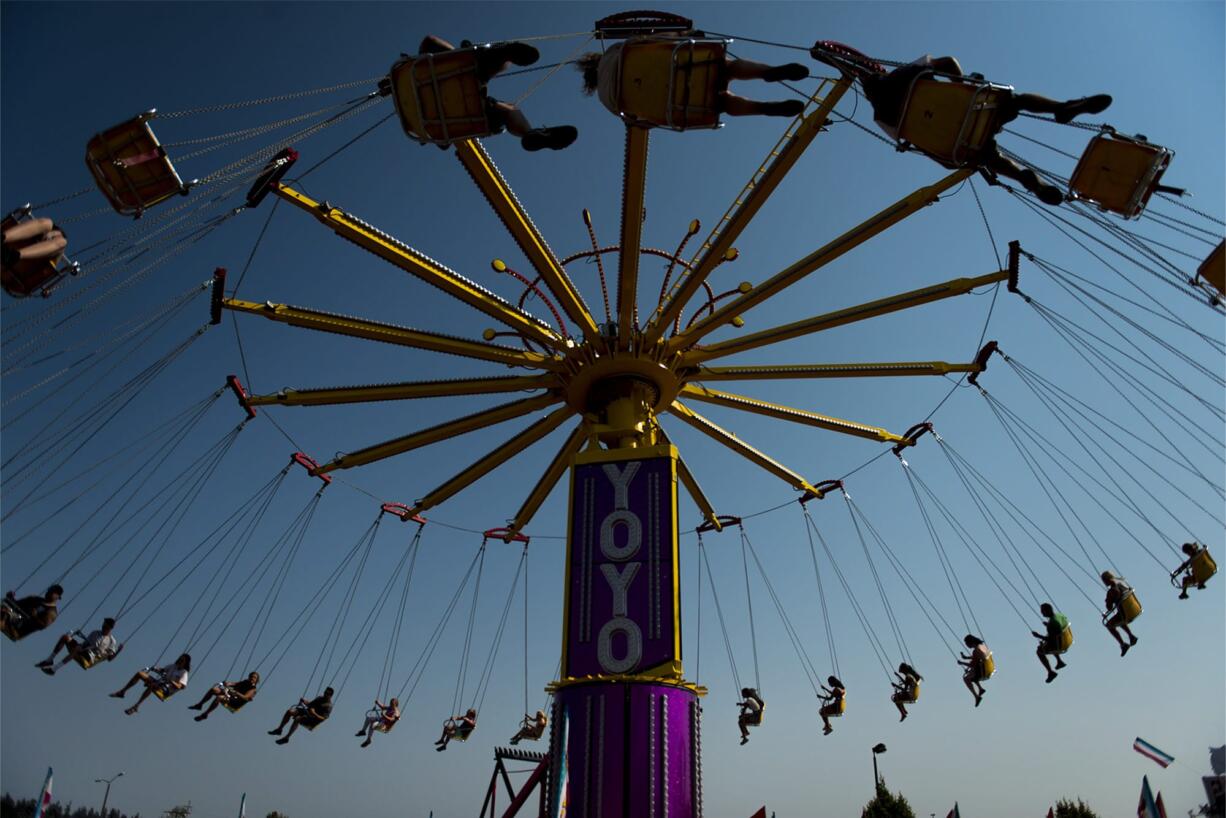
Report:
597,617,642,674
600,509,641,561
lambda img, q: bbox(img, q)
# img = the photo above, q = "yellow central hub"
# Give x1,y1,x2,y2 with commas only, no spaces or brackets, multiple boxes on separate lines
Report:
561,348,681,449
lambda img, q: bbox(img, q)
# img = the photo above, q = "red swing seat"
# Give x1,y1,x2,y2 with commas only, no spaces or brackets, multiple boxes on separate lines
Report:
85,112,189,216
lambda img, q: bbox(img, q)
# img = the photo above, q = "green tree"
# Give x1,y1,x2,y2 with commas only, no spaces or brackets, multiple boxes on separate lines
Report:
1055,798,1101,818
861,781,917,818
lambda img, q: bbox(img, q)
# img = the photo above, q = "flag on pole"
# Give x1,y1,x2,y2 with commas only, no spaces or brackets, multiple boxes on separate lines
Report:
1154,792,1168,818
1045,808,1054,818
946,803,961,818
1138,775,1162,818
32,768,53,818
238,793,246,818
1134,737,1175,768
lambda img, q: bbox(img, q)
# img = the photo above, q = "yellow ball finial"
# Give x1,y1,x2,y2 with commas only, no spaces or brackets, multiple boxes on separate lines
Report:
491,259,507,272
724,248,739,262
482,328,497,341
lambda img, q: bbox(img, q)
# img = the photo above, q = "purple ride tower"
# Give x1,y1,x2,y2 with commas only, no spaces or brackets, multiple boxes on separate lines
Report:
546,444,704,817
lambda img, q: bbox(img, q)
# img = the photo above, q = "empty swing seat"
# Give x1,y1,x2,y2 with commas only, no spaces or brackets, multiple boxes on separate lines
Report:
895,75,1012,166
612,37,729,130
1197,240,1224,296
389,48,495,146
1,212,68,298
86,113,188,217
1068,132,1173,219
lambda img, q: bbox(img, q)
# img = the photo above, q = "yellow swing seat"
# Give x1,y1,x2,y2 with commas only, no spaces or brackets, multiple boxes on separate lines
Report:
446,717,476,741
71,645,116,670
367,708,398,733
744,703,765,727
821,696,846,717
1068,132,1173,219
151,682,180,701
389,48,495,146
0,599,33,642
895,74,1012,166
613,37,729,131
86,112,189,217
979,651,996,680
1197,241,1224,297
1105,591,1143,625
220,688,254,713
1049,626,1074,655
1188,549,1217,586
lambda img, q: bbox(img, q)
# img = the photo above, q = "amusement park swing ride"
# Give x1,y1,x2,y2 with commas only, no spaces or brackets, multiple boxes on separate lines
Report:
1,9,1223,818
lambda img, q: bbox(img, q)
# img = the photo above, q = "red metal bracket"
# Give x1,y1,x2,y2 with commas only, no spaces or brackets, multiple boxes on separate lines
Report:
380,502,427,525
695,514,742,534
1007,240,1022,294
226,374,256,419
800,479,845,504
483,527,530,544
595,10,694,39
290,451,331,485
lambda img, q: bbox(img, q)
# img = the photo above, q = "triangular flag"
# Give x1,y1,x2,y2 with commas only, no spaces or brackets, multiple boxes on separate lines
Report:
32,768,53,818
1155,792,1167,818
1046,808,1054,818
1138,775,1161,818
946,803,961,818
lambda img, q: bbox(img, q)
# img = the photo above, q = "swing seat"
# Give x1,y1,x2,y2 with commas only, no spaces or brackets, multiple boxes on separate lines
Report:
515,716,546,740
367,708,398,733
0,599,32,642
151,682,180,701
1197,241,1224,297
896,74,1012,166
613,38,729,131
220,687,254,713
446,717,476,741
71,644,115,670
1068,132,1172,219
820,697,846,717
979,651,996,680
85,113,189,217
1105,591,1142,625
895,682,920,704
1048,626,1074,655
743,704,765,727
1185,549,1217,586
389,47,495,146
1,212,69,298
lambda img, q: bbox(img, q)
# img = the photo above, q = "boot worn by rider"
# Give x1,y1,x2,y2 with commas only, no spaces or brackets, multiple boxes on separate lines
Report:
1054,94,1112,124
762,63,810,82
522,126,578,152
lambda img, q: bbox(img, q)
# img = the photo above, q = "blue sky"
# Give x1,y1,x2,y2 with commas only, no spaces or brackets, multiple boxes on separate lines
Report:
2,2,1223,817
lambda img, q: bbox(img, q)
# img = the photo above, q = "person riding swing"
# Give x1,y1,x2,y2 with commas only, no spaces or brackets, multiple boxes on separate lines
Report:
1032,603,1072,683
737,687,765,745
435,708,477,751
37,617,121,674
355,697,401,747
958,634,993,707
509,710,547,745
1100,571,1140,656
890,662,922,721
1173,542,1216,599
1,584,62,641
268,687,334,744
817,676,846,735
110,653,191,715
188,672,260,721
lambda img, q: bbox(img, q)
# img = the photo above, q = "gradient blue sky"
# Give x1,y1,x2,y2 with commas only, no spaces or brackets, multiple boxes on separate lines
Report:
2,3,1223,817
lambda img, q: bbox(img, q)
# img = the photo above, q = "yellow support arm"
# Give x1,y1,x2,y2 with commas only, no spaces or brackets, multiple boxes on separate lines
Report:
646,78,851,345
657,428,720,530
315,393,562,474
680,384,906,445
271,183,563,348
454,141,599,340
408,406,575,516
691,361,983,381
684,268,1008,363
506,421,589,536
667,400,820,498
617,126,651,344
247,374,558,407
670,168,975,351
222,298,558,370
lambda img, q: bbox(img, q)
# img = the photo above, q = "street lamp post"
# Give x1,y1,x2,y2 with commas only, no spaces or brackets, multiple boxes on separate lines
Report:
872,743,888,789
95,772,123,816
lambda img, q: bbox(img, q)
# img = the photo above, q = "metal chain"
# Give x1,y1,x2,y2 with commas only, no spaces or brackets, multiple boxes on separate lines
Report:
1154,193,1226,227
157,76,385,118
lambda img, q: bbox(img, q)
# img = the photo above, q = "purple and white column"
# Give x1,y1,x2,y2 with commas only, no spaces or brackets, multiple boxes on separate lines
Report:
548,444,703,818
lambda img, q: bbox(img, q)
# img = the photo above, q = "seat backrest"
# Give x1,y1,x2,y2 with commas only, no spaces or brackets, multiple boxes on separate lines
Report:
1057,626,1074,653
981,652,996,680
1068,133,1172,219
389,50,491,146
1191,549,1218,583
615,38,727,130
897,76,1011,165
1197,241,1224,296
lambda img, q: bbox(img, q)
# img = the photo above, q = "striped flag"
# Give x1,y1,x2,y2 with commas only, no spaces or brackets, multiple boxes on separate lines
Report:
1138,775,1162,818
1134,737,1175,768
32,768,53,818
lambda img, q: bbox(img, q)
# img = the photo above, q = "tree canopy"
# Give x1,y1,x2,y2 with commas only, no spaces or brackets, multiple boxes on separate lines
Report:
861,782,917,818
